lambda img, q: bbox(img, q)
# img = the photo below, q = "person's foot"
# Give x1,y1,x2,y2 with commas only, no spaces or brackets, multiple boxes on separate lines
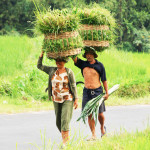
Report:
87,136,97,141
101,126,106,138
60,143,66,149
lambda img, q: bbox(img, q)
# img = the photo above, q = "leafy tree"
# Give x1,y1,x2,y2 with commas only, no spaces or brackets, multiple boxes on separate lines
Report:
0,0,36,36
98,0,150,52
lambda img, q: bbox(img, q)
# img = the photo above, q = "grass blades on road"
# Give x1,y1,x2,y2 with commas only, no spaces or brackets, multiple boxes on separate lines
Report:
30,126,150,150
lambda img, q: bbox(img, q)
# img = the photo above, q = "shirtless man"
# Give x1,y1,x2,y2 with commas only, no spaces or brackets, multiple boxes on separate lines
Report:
73,47,109,139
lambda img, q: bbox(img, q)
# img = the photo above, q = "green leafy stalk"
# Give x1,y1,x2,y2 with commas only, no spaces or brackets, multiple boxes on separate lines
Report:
77,84,119,125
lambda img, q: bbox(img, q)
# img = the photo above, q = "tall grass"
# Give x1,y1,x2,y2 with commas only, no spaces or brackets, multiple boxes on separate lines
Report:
31,126,150,150
64,127,150,150
0,35,150,103
0,35,33,76
98,48,150,86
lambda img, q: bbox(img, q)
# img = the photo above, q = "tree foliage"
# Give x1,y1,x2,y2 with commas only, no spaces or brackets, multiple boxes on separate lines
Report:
0,0,150,52
98,0,150,52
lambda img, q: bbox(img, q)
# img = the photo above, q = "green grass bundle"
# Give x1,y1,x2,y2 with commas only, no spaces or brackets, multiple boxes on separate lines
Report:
36,9,79,34
77,84,119,125
35,9,83,59
76,5,116,27
73,4,116,50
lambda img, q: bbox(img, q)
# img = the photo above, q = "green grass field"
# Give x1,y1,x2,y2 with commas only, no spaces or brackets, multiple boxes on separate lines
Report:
64,126,150,150
31,126,150,150
0,35,150,113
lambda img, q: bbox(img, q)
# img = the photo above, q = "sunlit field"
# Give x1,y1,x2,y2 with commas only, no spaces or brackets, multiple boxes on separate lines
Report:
0,35,150,113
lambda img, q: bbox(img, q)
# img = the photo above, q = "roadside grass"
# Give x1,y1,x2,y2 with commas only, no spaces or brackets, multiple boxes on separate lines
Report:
67,127,150,150
106,94,150,106
0,35,150,113
31,126,150,150
0,94,150,114
0,96,53,114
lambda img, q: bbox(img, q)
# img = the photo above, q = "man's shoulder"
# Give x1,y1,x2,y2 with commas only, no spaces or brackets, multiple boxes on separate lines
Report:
95,59,103,65
75,57,87,68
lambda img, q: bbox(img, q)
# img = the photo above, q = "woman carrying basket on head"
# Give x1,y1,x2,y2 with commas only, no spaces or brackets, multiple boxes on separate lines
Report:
37,51,78,146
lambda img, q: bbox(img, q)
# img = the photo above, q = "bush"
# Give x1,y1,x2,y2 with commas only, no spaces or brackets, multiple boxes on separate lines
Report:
0,81,12,96
116,78,150,98
123,42,135,52
133,28,150,53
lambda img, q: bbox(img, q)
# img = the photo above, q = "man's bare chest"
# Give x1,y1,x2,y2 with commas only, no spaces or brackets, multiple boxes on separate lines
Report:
83,67,99,78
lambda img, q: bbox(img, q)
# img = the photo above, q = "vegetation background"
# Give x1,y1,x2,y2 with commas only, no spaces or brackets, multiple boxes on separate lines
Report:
0,0,150,149
1,0,150,52
0,0,150,112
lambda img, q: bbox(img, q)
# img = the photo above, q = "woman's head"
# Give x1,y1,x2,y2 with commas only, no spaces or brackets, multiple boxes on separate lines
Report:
55,57,68,69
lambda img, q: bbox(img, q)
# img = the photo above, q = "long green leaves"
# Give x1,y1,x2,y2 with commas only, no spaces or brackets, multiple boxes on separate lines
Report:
35,9,80,34
77,84,120,125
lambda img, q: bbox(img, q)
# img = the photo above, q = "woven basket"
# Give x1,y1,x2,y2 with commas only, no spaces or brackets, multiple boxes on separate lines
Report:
47,48,81,59
44,31,79,40
43,31,82,59
80,24,110,47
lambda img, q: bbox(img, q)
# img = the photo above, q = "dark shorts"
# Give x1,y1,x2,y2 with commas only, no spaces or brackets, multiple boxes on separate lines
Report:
82,86,106,113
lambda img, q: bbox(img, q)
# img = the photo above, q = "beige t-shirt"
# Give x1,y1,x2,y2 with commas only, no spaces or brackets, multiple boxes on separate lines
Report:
51,71,73,103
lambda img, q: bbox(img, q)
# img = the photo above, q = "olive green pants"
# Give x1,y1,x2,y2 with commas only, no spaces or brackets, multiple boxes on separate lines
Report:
53,100,74,132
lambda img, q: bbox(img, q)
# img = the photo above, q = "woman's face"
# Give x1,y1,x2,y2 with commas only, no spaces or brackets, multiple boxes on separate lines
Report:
55,60,65,69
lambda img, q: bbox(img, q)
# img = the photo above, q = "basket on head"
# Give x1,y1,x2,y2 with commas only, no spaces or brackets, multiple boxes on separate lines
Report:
80,24,110,48
36,9,83,59
74,5,116,52
43,31,83,59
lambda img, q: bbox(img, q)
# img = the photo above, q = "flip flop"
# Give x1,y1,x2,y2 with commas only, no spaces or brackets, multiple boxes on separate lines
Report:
101,126,106,138
86,136,97,141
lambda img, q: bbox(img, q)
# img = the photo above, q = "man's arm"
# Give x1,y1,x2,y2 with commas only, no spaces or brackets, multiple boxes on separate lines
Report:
71,56,78,64
102,80,109,100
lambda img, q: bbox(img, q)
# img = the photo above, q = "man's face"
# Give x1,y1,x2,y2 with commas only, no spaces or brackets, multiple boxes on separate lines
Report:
85,52,95,62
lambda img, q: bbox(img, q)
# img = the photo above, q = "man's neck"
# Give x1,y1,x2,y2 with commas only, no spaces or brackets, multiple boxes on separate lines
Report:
89,59,96,64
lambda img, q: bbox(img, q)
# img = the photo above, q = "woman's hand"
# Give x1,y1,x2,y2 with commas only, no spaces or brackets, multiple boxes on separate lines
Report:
40,50,45,57
74,99,78,109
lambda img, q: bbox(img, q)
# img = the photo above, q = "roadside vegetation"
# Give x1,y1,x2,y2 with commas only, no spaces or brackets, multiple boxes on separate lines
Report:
0,35,150,113
65,126,150,150
31,126,150,150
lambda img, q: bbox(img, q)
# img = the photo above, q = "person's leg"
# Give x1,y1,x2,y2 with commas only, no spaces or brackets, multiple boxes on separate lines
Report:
53,101,62,132
61,130,69,145
83,88,96,139
98,112,105,135
93,87,106,136
61,100,73,145
88,114,96,139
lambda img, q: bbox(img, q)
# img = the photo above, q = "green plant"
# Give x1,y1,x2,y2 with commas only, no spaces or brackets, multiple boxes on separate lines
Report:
133,28,150,52
73,3,116,50
35,9,80,34
77,85,119,125
35,9,83,59
0,81,12,96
